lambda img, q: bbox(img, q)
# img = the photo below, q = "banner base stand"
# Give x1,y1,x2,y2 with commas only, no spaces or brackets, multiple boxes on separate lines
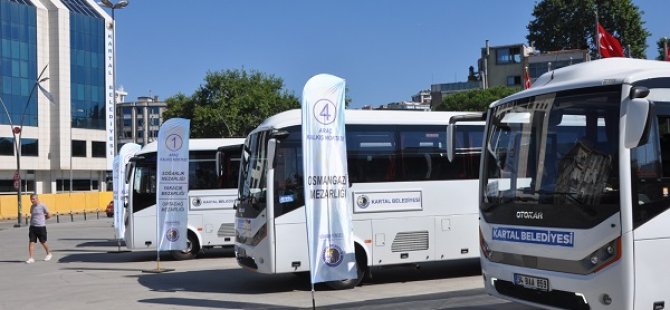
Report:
141,268,175,273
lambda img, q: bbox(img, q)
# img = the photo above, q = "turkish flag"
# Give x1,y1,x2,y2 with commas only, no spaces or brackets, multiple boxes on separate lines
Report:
666,48,670,61
597,23,624,58
524,67,532,89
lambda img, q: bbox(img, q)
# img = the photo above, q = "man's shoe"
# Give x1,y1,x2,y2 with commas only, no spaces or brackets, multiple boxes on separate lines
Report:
44,253,52,261
25,258,35,264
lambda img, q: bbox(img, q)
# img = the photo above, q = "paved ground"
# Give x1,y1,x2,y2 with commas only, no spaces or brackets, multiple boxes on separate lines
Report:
0,216,536,310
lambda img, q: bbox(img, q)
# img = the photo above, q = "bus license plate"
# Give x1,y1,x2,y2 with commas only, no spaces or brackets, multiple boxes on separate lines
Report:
514,274,549,292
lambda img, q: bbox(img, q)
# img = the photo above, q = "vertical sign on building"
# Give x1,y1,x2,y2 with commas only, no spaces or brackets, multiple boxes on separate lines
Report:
156,118,190,251
113,143,141,240
301,74,357,284
104,19,115,169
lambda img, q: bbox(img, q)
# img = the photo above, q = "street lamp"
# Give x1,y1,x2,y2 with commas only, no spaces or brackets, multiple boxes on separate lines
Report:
100,0,129,156
0,64,49,228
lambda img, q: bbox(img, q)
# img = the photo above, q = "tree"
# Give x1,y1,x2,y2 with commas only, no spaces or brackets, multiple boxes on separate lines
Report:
435,86,520,112
527,0,649,58
656,37,670,61
162,69,300,138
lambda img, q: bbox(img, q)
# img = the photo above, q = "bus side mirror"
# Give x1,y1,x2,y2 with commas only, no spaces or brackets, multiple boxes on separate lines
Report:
623,97,651,149
124,163,133,183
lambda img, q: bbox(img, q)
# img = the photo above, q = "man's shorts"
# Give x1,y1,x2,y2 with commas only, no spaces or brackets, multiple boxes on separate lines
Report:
28,225,47,243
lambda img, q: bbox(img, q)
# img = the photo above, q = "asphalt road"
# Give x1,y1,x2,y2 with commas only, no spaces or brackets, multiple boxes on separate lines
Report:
0,216,537,310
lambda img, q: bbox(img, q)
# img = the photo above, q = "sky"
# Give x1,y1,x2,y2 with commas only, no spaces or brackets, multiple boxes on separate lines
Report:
109,0,669,109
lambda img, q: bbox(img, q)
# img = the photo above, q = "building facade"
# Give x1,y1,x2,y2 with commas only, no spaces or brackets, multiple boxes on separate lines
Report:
478,42,590,89
116,95,167,147
0,0,114,193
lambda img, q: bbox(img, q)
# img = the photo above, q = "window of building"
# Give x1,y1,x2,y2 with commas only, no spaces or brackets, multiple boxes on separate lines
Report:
92,141,105,157
496,47,521,64
0,179,34,192
0,1,38,127
72,140,86,157
0,138,14,155
21,138,38,156
507,75,521,86
56,179,94,192
67,0,105,130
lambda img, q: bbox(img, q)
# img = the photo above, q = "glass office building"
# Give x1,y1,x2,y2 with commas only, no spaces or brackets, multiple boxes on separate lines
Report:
0,0,113,193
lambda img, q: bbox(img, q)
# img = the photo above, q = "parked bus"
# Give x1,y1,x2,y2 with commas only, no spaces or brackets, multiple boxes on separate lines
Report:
469,58,670,309
234,109,484,289
125,138,244,259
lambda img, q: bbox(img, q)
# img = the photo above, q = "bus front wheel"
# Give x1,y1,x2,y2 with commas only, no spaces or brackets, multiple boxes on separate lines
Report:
324,244,367,290
171,231,200,260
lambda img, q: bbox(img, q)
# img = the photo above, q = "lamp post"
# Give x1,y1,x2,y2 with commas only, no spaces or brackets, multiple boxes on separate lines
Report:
100,0,129,157
0,65,49,228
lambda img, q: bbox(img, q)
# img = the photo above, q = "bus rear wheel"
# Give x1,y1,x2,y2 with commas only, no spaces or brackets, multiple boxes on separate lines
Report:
324,245,367,290
171,231,200,260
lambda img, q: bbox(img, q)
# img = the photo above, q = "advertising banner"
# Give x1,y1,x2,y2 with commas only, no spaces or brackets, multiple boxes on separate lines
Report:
113,143,141,239
156,118,190,251
301,74,357,284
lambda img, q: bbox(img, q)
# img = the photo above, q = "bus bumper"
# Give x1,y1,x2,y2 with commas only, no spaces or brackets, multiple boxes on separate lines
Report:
481,257,631,309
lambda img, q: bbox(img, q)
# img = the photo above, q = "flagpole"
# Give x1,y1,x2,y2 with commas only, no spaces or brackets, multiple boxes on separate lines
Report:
594,10,603,58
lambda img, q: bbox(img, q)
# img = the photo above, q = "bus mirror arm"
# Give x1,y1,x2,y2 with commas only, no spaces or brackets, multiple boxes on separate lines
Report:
267,139,277,169
446,113,485,162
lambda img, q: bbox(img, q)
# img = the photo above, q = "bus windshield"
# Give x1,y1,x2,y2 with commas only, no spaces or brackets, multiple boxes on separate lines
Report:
237,131,270,218
482,86,621,229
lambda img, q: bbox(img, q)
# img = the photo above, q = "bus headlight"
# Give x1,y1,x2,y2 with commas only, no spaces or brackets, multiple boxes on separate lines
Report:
584,237,621,273
590,255,599,265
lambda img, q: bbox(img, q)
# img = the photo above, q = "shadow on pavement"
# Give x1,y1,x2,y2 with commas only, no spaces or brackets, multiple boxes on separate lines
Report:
321,288,537,310
55,246,234,263
138,297,299,309
363,258,482,286
135,259,482,295
57,250,156,263
138,268,312,294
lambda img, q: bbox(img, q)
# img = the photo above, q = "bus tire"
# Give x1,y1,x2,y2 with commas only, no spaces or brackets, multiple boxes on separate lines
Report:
171,231,200,260
324,244,367,290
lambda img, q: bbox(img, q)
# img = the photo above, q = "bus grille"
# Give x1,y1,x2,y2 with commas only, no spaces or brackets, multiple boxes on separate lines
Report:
391,231,429,252
494,279,589,310
217,223,235,237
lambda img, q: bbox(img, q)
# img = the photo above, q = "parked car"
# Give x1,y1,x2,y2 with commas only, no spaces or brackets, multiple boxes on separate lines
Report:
105,201,114,217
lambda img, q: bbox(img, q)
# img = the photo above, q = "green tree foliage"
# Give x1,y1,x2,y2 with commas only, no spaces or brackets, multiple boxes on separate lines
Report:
527,0,649,58
163,69,300,138
435,86,520,112
656,37,670,61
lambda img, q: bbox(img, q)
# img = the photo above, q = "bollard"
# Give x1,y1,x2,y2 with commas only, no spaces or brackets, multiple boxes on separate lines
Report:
96,210,99,219
70,211,74,222
84,210,87,221
25,215,29,226
56,212,60,223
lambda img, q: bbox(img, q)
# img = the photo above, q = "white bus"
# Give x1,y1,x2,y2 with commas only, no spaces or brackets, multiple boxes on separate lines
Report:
234,109,484,289
472,58,670,309
125,138,244,260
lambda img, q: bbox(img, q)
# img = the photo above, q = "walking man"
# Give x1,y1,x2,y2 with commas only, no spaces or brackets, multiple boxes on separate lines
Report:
26,194,52,263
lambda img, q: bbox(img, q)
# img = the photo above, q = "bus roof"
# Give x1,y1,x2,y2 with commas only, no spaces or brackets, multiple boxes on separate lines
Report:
136,138,245,155
251,109,482,134
492,58,670,108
